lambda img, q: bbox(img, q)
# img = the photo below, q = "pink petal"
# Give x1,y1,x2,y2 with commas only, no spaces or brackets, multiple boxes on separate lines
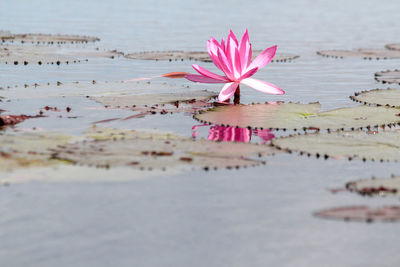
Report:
226,36,236,72
207,40,223,70
217,48,234,80
192,64,228,81
239,30,250,70
218,82,239,102
240,78,284,95
234,47,242,77
247,44,252,67
228,30,238,46
221,38,226,53
239,67,258,80
185,74,227,84
239,29,249,48
248,45,277,71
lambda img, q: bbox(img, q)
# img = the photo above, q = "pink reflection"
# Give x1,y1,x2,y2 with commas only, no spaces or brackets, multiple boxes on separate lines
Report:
192,124,274,143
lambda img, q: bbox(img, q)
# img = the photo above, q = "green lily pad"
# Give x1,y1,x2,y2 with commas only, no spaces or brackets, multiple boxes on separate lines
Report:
194,102,400,131
0,131,74,171
350,88,400,108
272,130,400,162
385,43,400,51
314,206,400,223
0,45,122,65
346,175,400,196
375,69,400,85
0,32,100,44
124,50,299,63
317,49,400,60
52,127,276,170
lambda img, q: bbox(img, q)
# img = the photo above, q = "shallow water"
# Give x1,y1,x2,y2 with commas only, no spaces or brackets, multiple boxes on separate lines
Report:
1,0,400,266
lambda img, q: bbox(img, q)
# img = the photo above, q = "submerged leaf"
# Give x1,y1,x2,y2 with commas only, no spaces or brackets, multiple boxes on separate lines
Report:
51,127,276,170
125,50,299,63
375,69,400,85
317,49,400,60
194,102,400,131
350,88,400,108
272,130,400,162
314,206,400,223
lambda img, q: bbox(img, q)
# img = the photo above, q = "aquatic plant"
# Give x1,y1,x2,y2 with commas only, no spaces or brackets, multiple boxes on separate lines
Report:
184,30,284,103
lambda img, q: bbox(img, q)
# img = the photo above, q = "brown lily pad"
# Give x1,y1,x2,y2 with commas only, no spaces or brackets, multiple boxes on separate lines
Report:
0,45,122,65
314,206,400,223
0,32,100,44
375,69,400,85
125,50,299,63
51,127,276,170
385,43,400,51
272,130,400,162
350,88,400,108
194,102,400,131
0,114,42,126
346,175,400,196
317,49,400,60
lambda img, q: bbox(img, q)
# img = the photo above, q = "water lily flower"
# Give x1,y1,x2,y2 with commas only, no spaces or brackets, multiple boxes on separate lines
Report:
185,30,284,102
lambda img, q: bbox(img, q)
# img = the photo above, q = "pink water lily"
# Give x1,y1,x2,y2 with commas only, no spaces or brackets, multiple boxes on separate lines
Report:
185,30,285,102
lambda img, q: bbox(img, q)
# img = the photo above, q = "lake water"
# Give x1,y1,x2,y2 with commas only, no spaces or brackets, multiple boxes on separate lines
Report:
1,0,400,266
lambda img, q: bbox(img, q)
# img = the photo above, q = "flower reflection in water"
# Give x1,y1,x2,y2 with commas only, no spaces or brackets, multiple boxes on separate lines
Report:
192,124,274,143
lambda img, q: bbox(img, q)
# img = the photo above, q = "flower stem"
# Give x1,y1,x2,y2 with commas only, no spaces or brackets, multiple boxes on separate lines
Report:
234,85,240,105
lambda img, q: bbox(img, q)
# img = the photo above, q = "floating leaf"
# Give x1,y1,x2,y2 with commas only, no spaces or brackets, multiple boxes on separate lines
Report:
0,80,198,100
0,32,100,44
0,45,122,65
375,69,400,85
194,102,400,131
317,49,400,60
0,114,42,126
314,206,400,223
272,131,400,162
52,127,276,170
346,175,400,196
350,88,400,108
0,132,74,171
91,90,217,116
385,43,400,51
125,50,299,63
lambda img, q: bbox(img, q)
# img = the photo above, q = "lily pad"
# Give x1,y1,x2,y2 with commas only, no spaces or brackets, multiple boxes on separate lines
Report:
52,127,276,170
385,43,400,51
194,102,400,131
0,45,122,65
91,90,217,116
350,88,400,108
375,69,400,85
0,32,99,44
0,132,74,171
125,50,299,63
0,114,42,126
317,49,400,60
314,206,400,223
272,130,400,162
346,175,400,196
